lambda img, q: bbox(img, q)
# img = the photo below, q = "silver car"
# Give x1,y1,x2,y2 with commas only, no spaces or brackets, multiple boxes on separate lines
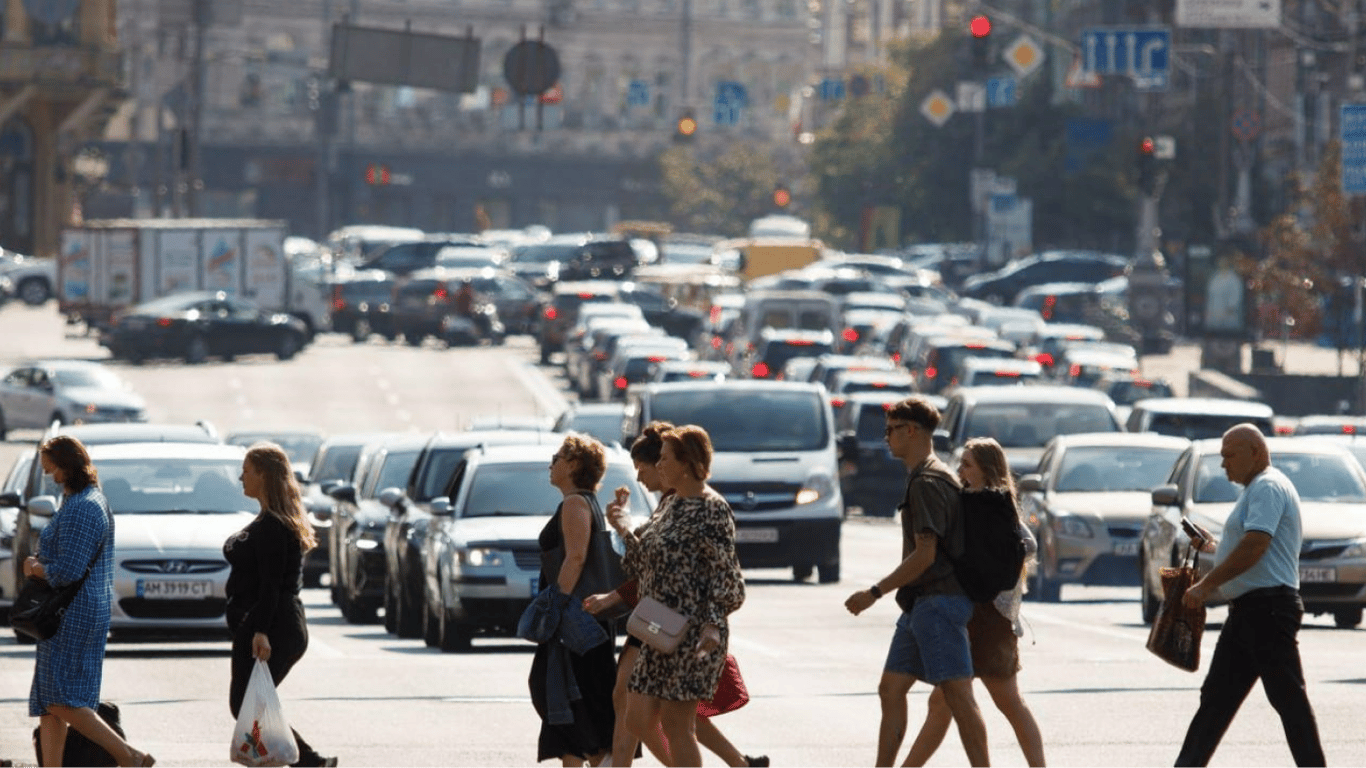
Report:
1141,437,1366,628
0,360,147,439
1018,433,1190,602
25,441,256,636
419,441,654,651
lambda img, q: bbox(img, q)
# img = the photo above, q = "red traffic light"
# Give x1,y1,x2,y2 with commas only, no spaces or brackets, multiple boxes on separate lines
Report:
365,163,391,185
1140,137,1155,154
773,188,791,207
970,15,991,38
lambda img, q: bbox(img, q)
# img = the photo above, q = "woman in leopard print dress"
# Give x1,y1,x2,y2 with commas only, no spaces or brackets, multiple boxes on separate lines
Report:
622,425,745,767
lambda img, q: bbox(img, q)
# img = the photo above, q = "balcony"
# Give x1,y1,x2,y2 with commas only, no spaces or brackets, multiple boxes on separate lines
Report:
0,45,124,88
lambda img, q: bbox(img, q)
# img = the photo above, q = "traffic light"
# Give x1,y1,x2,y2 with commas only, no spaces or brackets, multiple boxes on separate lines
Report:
1137,137,1155,194
970,14,992,71
364,163,391,185
772,187,791,208
674,108,698,143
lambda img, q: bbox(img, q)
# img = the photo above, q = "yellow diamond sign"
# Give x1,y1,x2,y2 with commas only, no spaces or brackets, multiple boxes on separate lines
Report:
920,89,955,127
1004,34,1043,77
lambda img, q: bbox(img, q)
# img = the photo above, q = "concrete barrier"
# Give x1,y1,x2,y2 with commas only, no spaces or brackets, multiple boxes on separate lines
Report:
1188,369,1263,401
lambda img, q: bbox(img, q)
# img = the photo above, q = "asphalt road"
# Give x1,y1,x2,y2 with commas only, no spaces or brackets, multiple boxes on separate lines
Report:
2,301,1365,766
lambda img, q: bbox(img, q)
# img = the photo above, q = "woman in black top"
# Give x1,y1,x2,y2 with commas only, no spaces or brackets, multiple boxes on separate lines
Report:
226,443,335,768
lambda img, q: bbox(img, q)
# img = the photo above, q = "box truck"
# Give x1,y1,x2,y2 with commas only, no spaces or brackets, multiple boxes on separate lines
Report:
58,219,330,335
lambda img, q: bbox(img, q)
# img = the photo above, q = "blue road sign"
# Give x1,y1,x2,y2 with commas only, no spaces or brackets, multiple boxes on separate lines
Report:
1342,104,1366,195
714,81,747,126
986,77,1017,108
1082,27,1170,89
818,77,846,101
627,80,651,107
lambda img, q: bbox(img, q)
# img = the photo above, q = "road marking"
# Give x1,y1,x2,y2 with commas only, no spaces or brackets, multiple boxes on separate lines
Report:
509,358,569,420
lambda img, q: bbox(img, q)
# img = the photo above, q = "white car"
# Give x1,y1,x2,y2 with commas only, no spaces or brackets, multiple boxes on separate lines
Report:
419,442,655,651
0,250,55,305
23,442,256,637
0,360,147,439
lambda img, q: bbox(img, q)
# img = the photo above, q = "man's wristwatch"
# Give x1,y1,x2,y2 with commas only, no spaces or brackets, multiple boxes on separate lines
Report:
869,584,883,599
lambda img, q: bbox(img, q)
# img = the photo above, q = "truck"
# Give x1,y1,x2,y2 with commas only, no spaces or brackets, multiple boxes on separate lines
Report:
58,219,330,335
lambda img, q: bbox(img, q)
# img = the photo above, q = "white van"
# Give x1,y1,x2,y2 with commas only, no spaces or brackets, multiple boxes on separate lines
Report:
621,380,843,582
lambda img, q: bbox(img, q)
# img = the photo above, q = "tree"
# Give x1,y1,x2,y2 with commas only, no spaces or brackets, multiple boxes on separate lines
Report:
657,141,803,236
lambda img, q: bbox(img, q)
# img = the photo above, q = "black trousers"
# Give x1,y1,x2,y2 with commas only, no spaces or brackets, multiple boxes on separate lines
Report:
229,600,325,767
1175,588,1325,767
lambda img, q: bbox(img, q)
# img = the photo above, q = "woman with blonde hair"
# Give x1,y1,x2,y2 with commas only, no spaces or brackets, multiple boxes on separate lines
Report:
903,436,1044,767
226,442,335,767
27,435,156,767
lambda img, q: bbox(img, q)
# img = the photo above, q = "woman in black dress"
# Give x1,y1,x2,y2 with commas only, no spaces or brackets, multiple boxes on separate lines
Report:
529,433,619,766
226,442,336,768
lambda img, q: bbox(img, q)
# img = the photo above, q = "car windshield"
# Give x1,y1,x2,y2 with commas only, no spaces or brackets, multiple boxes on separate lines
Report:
227,434,323,466
43,457,253,513
371,449,422,496
564,413,625,444
461,462,651,518
1195,452,1366,503
1148,413,1270,440
51,367,124,389
312,444,364,484
649,390,829,452
1054,446,1185,492
964,403,1117,448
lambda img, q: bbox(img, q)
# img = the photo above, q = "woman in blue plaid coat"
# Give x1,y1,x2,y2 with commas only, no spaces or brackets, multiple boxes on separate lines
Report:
25,436,155,767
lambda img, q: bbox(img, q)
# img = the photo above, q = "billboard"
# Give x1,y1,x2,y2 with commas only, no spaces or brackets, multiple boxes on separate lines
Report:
329,23,480,93
1176,0,1280,29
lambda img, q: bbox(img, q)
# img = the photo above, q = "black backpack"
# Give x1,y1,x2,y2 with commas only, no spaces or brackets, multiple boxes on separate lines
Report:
950,488,1028,604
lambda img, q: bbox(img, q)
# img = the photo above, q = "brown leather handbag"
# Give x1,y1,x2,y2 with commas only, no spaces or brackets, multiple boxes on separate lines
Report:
1146,548,1206,672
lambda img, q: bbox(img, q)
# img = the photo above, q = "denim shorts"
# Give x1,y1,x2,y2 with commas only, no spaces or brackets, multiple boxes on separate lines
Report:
884,593,975,684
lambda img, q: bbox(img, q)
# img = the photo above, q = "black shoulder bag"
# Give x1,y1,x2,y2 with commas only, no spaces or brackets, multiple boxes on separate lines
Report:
11,530,108,642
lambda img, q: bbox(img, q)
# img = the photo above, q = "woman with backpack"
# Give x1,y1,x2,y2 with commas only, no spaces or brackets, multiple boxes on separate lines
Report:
903,437,1046,767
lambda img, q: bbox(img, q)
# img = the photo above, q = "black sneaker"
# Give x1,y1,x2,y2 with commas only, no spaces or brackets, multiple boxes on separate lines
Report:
745,756,770,767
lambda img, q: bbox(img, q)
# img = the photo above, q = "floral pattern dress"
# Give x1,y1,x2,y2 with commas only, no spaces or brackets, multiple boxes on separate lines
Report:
624,488,745,701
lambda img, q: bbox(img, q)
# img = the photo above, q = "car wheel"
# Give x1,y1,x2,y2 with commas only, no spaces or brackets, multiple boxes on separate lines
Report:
383,582,398,634
276,334,300,360
1140,556,1160,625
18,277,50,305
0,406,7,440
792,563,814,582
539,344,552,364
1333,606,1362,629
405,333,423,347
817,560,841,584
438,601,472,652
352,319,372,343
1032,568,1062,602
185,335,209,364
396,568,423,639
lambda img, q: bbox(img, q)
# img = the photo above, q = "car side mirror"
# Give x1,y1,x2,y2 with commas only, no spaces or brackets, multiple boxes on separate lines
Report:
1017,474,1044,494
1151,484,1180,506
319,479,343,496
0,491,20,507
430,498,453,517
932,430,951,454
378,487,406,511
27,495,57,518
328,483,357,504
293,468,308,484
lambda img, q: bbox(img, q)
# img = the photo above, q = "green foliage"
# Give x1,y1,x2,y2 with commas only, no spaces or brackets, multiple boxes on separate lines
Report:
658,143,791,237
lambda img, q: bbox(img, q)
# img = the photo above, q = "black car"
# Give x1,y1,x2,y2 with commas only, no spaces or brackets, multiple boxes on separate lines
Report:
359,235,487,276
390,268,504,347
558,237,639,281
302,433,391,588
102,291,310,364
329,270,396,342
960,251,1129,305
836,392,907,517
327,434,428,624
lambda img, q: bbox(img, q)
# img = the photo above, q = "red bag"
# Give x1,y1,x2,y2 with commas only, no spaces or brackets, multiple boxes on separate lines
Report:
697,654,750,718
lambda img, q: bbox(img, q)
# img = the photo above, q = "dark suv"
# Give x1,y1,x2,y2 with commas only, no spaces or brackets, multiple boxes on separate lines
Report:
329,270,396,342
558,238,639,281
744,329,835,379
836,392,907,517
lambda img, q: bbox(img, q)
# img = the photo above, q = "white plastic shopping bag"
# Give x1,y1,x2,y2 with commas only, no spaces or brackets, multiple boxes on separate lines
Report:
230,659,300,767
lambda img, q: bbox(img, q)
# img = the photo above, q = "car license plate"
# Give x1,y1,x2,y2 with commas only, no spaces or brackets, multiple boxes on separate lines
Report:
1112,541,1139,557
137,579,212,599
734,527,779,543
1299,567,1336,583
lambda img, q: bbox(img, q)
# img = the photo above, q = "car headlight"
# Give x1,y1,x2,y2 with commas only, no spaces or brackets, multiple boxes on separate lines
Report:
1052,513,1093,539
1340,539,1366,558
796,473,835,505
458,547,506,567
355,527,384,550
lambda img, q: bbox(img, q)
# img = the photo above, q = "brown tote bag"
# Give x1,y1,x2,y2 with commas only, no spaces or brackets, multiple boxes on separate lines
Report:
1146,547,1206,672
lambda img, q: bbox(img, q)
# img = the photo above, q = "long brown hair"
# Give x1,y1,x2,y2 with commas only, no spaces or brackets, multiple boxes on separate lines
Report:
962,437,1016,502
245,443,317,551
41,435,98,494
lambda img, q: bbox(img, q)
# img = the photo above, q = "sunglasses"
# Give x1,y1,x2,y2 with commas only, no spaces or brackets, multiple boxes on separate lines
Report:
885,423,915,438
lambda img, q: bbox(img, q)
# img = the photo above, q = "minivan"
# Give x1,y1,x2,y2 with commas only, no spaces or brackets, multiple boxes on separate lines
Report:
621,381,843,583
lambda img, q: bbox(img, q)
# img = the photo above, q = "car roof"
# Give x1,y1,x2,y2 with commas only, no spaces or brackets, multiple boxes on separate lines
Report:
25,359,113,371
87,441,247,460
634,380,827,396
48,422,220,445
959,357,1042,372
469,442,632,465
1047,432,1191,450
836,369,916,383
420,429,558,451
760,328,835,342
1189,436,1356,456
553,280,622,295
1131,398,1274,417
953,385,1116,405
